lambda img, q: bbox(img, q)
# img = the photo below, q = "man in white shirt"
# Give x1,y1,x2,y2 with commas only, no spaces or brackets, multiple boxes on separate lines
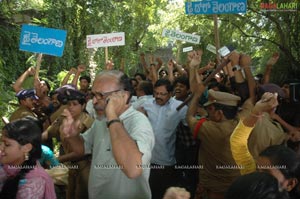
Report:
61,70,155,199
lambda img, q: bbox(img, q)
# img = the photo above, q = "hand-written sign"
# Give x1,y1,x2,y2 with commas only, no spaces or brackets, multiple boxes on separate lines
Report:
185,0,247,15
162,29,200,44
19,24,67,57
206,44,217,54
183,46,193,52
86,32,125,48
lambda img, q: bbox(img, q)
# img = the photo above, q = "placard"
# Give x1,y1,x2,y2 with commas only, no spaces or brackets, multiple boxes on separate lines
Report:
162,29,200,44
87,32,125,48
19,24,67,57
185,0,247,15
206,44,217,54
183,46,193,52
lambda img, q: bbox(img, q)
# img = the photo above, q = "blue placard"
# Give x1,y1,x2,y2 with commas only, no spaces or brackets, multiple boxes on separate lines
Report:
185,0,247,15
19,24,67,57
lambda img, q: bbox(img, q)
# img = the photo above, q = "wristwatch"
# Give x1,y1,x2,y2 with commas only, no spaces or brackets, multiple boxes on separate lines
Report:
232,65,241,71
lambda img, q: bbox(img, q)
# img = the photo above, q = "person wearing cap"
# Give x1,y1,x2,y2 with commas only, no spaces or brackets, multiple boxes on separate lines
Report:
187,85,244,198
48,84,76,123
186,51,289,199
245,83,288,159
44,88,94,199
9,88,39,122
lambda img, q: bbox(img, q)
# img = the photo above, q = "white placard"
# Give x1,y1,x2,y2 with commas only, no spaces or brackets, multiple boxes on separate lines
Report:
206,44,217,54
218,46,231,57
162,29,200,44
86,32,125,48
183,46,193,52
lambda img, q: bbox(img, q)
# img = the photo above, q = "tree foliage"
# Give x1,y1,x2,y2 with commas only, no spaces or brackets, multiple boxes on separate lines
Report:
0,0,299,122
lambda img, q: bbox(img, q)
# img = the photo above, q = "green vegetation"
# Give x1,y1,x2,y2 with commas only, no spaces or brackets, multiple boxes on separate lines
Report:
0,0,299,125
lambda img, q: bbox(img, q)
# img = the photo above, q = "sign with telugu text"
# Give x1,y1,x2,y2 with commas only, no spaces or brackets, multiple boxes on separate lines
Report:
162,29,200,44
185,0,247,15
86,32,125,48
183,46,193,52
206,44,217,54
19,24,67,57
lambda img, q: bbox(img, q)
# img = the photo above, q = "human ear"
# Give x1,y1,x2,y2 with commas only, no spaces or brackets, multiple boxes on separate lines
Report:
216,110,224,121
286,178,298,191
82,104,86,111
21,143,33,153
124,91,131,104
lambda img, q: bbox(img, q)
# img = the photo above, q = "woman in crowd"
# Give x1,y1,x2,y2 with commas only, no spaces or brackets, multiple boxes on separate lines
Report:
0,116,56,199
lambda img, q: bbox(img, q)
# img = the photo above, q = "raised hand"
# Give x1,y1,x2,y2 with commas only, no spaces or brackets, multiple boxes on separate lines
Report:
252,92,278,115
69,67,77,74
27,67,36,76
188,50,203,68
266,52,280,66
59,109,81,138
105,90,130,119
105,60,114,70
77,64,86,73
167,59,175,71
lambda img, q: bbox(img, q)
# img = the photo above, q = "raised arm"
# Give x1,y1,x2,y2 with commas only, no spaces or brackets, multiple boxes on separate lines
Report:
71,64,86,89
13,67,36,93
228,52,245,83
230,92,279,175
186,50,206,132
167,59,175,83
60,109,85,156
61,67,77,86
263,52,279,84
240,54,256,104
140,53,150,76
174,62,188,77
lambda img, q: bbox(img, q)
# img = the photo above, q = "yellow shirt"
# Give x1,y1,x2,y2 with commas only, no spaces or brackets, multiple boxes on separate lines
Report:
230,120,256,175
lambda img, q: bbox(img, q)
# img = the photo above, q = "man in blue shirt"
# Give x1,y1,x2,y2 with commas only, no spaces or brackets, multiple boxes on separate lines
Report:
140,79,188,199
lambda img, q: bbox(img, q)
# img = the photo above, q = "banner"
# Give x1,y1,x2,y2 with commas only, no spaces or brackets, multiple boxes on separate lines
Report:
87,32,125,48
162,29,200,44
185,0,247,15
19,24,67,57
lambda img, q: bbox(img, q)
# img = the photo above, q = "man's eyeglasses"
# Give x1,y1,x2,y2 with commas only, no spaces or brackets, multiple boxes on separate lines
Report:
154,92,169,96
91,89,121,100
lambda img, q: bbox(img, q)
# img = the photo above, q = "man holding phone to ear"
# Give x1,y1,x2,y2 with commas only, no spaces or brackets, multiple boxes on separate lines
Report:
60,70,155,199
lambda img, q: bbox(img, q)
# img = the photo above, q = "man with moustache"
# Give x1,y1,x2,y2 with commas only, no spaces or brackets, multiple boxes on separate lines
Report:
60,70,155,199
139,79,188,199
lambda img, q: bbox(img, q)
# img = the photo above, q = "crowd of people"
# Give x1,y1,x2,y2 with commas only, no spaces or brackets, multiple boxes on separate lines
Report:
0,49,300,199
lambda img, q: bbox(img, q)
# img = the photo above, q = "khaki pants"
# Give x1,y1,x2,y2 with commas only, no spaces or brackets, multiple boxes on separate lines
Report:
67,160,91,199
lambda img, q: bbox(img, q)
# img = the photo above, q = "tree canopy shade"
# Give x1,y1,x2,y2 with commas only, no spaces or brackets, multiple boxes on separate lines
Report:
0,0,299,123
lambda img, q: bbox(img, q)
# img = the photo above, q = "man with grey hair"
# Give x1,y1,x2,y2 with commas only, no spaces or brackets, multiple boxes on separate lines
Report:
60,70,155,199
